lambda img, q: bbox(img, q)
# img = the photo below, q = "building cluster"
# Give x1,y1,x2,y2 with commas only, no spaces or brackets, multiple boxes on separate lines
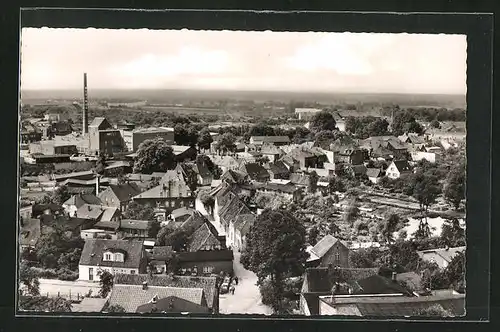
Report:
19,76,465,315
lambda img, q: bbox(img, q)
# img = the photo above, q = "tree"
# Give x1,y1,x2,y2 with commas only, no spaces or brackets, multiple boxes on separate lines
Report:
329,221,341,236
163,229,190,251
19,295,72,312
123,201,155,221
174,124,198,146
328,176,346,193
405,171,442,239
444,251,465,292
148,220,162,238
197,127,213,151
308,171,319,193
344,202,360,224
379,214,400,244
241,209,308,313
314,130,337,149
444,163,465,210
310,111,337,132
307,226,319,246
215,133,237,155
19,261,40,296
156,226,174,246
94,154,106,175
440,218,465,247
50,185,71,206
98,270,114,298
133,138,176,174
391,110,424,136
430,119,441,129
248,123,276,137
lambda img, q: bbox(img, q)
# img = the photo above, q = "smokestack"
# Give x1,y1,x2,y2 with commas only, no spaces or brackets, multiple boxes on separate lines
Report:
83,73,89,135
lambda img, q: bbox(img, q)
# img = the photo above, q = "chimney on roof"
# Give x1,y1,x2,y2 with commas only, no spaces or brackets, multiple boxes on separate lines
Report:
142,281,148,290
392,272,397,281
95,176,100,196
87,205,91,212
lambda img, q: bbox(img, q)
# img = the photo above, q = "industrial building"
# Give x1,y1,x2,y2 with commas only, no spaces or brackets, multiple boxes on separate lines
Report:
122,127,175,152
88,117,124,156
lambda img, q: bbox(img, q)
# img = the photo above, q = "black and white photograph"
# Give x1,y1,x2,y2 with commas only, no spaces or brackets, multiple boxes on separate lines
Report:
18,24,467,317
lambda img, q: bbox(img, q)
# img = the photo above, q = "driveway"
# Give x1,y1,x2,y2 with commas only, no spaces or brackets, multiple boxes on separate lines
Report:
219,252,272,315
37,278,101,300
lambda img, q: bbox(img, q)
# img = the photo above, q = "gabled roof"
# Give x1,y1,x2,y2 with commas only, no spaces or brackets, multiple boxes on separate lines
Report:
108,284,205,313
171,145,195,156
100,206,120,222
392,160,412,173
136,295,210,313
79,239,145,268
63,193,102,208
241,163,270,181
180,211,208,234
233,213,256,234
366,168,382,178
289,148,316,160
89,117,111,129
104,183,141,202
113,273,218,309
268,161,290,175
19,218,41,247
188,223,224,252
417,246,465,263
75,204,107,220
134,181,191,200
221,169,248,184
310,235,346,258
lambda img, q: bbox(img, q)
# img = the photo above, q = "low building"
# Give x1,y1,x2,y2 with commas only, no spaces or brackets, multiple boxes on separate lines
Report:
307,235,350,268
113,273,219,313
254,182,302,202
107,283,208,313
334,148,366,165
386,160,413,180
78,239,148,281
29,141,78,156
117,219,153,238
98,183,142,212
80,228,117,240
366,168,384,184
122,127,175,152
318,292,465,316
177,250,234,277
75,204,120,225
63,193,102,217
417,246,465,269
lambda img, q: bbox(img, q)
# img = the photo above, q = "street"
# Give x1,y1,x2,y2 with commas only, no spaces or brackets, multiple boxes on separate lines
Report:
218,252,272,315
37,278,101,300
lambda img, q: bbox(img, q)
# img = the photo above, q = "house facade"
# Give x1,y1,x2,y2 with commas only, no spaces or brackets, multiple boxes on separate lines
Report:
386,160,412,180
78,239,148,281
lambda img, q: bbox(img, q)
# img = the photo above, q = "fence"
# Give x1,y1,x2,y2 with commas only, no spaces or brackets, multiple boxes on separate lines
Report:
42,289,98,302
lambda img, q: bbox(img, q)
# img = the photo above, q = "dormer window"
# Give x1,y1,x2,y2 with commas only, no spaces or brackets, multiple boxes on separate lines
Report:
103,252,113,261
114,252,124,262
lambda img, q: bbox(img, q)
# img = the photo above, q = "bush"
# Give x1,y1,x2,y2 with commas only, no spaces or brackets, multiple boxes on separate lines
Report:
31,267,58,279
57,268,79,281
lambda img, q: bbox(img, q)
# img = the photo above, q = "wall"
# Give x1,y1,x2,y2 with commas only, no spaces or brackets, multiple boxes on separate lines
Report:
319,242,350,268
178,259,233,277
78,265,139,281
299,294,312,316
99,131,123,155
132,131,174,152
386,164,400,179
135,197,195,211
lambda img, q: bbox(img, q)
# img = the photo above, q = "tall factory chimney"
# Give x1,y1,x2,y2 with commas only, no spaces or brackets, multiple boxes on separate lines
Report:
83,73,89,134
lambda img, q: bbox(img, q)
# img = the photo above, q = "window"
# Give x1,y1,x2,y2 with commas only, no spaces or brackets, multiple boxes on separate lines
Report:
335,252,340,263
203,266,213,274
114,253,124,262
104,253,112,261
130,270,136,274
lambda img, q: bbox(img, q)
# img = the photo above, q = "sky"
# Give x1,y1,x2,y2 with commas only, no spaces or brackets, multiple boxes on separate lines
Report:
20,28,467,94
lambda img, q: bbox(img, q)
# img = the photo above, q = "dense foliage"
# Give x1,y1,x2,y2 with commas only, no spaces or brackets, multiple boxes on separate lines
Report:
133,138,176,174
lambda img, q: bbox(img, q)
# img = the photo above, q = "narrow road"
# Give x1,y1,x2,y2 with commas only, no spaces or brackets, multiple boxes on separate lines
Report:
219,252,272,315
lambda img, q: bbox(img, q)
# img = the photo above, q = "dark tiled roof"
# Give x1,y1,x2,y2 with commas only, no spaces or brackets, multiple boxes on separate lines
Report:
269,161,290,175
79,239,145,268
107,183,141,202
150,246,173,261
220,197,252,228
63,193,102,208
19,219,41,247
136,295,210,313
180,211,207,234
241,163,270,181
188,223,224,252
305,267,380,293
108,284,205,313
350,275,413,296
113,273,218,309
393,160,412,173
